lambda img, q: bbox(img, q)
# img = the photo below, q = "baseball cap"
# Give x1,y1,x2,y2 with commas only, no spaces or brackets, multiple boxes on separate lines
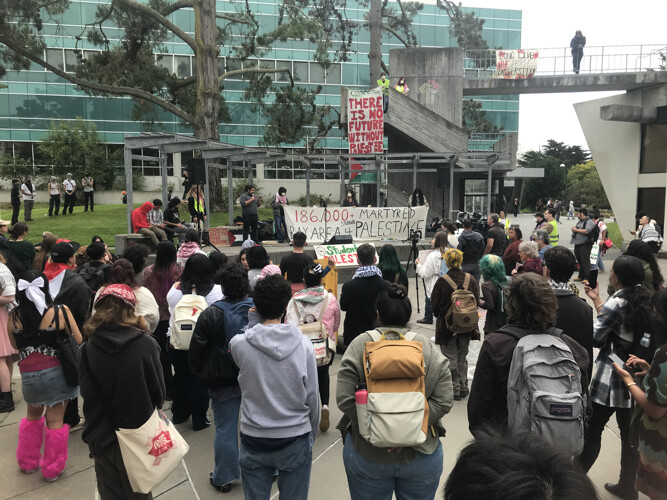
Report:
0,219,10,227
50,240,81,263
94,284,136,309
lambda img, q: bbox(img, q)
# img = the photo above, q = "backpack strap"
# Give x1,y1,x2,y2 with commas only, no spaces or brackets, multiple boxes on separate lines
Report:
442,274,457,290
316,294,330,323
462,273,471,290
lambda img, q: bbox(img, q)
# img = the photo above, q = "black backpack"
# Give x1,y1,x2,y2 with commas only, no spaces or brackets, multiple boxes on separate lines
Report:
588,219,600,243
77,263,110,293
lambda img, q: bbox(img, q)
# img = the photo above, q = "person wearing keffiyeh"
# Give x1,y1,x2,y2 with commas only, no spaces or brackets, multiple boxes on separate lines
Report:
286,262,340,432
339,243,389,346
271,187,288,243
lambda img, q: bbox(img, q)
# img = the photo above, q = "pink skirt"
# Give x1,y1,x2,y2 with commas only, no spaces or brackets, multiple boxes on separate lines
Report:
0,307,17,357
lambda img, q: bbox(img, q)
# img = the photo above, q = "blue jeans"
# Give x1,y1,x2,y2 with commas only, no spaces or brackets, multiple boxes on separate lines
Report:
343,434,443,500
423,296,433,322
274,215,286,243
211,396,241,486
239,433,313,500
596,251,605,271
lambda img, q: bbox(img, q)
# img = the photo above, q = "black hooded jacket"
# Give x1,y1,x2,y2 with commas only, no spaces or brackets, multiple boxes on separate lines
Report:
80,325,164,455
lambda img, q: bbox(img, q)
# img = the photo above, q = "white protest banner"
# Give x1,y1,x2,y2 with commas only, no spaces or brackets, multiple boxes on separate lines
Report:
348,89,384,154
284,206,428,243
314,243,378,267
493,49,539,79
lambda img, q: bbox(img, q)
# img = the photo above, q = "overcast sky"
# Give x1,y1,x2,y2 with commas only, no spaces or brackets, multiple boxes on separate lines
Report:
445,0,667,153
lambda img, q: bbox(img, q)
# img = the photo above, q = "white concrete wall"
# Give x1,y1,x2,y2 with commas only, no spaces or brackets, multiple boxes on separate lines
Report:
574,92,644,240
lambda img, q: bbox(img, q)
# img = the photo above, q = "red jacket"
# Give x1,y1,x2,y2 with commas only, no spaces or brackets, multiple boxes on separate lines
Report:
131,201,153,233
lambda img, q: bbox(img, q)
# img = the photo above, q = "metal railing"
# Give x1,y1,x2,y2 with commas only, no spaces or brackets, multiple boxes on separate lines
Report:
463,44,667,78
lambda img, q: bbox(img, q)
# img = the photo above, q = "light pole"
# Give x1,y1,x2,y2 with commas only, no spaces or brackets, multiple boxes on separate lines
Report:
560,162,568,206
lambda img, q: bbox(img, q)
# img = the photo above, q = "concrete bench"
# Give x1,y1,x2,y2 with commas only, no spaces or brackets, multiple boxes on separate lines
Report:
115,233,156,256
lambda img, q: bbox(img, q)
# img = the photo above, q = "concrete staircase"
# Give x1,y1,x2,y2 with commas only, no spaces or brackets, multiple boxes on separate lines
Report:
383,88,468,153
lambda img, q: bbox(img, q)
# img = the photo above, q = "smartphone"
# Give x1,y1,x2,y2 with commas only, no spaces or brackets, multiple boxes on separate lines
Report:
588,269,598,289
609,353,638,375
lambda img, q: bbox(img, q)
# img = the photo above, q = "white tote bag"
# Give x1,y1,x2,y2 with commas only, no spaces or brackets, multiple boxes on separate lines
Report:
115,409,190,494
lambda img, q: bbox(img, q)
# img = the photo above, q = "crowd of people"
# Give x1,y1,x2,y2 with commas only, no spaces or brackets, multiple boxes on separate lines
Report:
0,196,665,500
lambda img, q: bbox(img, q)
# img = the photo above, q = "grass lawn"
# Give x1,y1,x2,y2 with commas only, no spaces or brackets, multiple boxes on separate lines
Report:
606,221,622,250
0,202,273,248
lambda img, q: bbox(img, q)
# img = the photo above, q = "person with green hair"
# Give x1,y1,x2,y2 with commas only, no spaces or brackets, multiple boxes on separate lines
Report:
431,248,480,401
479,254,509,334
377,244,408,290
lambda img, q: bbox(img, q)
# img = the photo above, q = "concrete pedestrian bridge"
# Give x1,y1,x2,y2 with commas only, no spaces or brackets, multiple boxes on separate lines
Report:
462,44,667,95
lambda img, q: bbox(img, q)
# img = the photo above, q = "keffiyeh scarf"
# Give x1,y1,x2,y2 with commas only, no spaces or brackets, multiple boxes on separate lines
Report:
352,265,383,280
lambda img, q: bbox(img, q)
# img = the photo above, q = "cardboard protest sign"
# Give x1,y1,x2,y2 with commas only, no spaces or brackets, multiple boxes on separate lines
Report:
493,49,539,79
348,89,384,155
314,243,378,268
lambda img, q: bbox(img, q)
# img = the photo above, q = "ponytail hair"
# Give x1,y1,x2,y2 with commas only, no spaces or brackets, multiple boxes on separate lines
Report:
376,284,412,326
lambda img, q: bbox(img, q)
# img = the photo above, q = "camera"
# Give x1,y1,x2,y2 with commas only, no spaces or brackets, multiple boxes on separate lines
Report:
410,229,422,245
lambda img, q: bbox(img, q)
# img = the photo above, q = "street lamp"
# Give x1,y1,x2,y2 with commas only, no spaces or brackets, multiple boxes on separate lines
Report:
560,162,569,206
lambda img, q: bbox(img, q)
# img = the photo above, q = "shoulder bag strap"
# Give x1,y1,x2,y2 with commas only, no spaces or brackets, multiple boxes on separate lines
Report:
61,305,73,336
80,343,117,430
316,294,330,323
292,300,303,324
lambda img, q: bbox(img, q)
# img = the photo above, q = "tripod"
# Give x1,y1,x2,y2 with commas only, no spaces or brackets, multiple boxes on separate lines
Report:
405,238,422,313
194,184,220,253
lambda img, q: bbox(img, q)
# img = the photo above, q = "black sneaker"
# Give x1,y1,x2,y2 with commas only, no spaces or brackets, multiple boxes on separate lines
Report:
416,318,433,325
210,473,232,493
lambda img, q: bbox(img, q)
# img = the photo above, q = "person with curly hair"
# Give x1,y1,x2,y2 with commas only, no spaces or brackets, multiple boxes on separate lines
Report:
479,254,508,334
431,249,480,401
468,273,590,437
231,275,319,500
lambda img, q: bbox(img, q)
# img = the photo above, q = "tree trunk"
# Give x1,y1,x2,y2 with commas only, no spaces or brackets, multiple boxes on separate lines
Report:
368,0,382,86
193,0,223,208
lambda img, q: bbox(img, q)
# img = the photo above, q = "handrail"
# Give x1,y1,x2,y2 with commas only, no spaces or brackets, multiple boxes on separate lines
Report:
463,44,667,78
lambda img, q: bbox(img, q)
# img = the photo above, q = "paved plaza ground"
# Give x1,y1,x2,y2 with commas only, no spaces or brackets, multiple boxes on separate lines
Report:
0,213,658,499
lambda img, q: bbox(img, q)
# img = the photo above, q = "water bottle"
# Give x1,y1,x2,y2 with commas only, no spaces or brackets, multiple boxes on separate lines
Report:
640,333,651,349
355,383,370,439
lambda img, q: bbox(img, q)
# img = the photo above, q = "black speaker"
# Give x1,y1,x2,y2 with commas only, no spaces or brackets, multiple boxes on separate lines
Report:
186,158,206,185
437,167,448,188
328,235,353,245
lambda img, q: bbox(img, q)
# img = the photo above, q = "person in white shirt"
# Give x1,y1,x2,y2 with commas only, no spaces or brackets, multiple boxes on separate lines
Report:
20,177,35,222
62,173,76,215
415,231,449,325
82,172,94,212
48,176,61,217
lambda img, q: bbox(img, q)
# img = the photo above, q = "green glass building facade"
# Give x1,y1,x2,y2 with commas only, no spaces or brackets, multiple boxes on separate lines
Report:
0,1,521,178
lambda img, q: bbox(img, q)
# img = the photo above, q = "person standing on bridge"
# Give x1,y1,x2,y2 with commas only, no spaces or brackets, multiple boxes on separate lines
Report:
377,73,390,113
570,30,586,74
394,77,409,95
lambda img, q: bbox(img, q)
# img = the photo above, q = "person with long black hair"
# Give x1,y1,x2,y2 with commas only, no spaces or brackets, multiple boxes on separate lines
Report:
578,255,657,499
408,188,428,207
167,254,222,430
621,239,664,293
377,244,408,290
143,241,182,397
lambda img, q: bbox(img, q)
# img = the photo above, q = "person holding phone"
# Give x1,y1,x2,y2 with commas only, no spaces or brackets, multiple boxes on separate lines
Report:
577,256,658,499
611,289,667,500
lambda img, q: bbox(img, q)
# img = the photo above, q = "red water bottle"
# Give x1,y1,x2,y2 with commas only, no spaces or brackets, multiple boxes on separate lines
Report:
355,383,368,404
355,383,370,439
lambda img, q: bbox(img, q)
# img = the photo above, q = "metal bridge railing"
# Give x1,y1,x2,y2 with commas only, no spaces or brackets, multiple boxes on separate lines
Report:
463,44,667,78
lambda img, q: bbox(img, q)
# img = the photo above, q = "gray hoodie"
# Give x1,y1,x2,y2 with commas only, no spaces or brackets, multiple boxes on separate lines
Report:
230,322,320,439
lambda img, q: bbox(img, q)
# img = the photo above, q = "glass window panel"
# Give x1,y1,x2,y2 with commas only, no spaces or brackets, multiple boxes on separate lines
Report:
157,54,173,73
175,56,191,77
46,49,64,71
65,50,79,73
217,57,225,76
265,168,277,179
325,63,341,84
276,61,292,82
293,61,308,82
342,64,357,85
641,124,667,173
310,63,325,83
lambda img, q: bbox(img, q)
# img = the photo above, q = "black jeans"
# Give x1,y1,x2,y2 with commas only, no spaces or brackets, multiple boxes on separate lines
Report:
11,203,20,226
63,396,81,427
243,214,259,242
151,320,173,394
63,193,75,214
574,241,593,280
48,195,60,216
579,402,636,473
93,441,152,500
317,354,335,406
572,48,584,72
461,262,481,284
84,191,94,211
170,347,209,428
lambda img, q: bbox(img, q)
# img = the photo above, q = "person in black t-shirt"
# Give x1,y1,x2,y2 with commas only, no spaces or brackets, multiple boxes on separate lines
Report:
163,197,193,244
279,232,314,294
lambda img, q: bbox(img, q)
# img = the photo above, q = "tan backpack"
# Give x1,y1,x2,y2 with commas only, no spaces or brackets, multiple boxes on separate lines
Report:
442,274,478,334
293,294,333,366
357,329,429,448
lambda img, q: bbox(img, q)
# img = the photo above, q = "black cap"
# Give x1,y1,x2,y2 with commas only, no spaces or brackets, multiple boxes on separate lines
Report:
51,241,80,263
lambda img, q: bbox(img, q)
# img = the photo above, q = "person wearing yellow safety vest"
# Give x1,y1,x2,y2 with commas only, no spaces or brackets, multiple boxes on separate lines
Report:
187,184,207,231
498,210,511,237
377,73,390,113
544,208,559,246
394,77,409,95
